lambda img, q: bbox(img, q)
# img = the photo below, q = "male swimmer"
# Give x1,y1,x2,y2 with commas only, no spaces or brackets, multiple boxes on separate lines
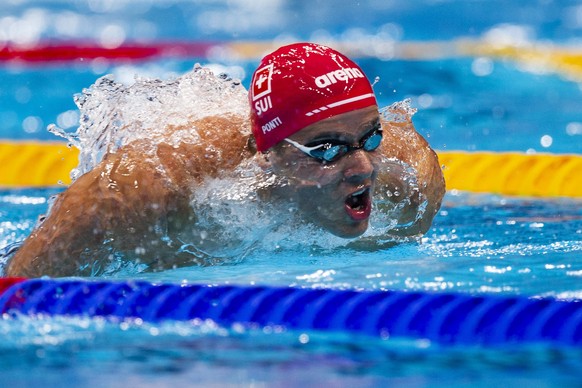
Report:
5,43,445,277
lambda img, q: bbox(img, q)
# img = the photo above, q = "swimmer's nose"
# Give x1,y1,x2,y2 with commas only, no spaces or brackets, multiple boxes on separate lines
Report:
343,150,376,183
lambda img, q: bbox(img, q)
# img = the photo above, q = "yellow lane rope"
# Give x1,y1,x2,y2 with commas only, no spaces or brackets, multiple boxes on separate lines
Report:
456,40,582,82
438,151,582,198
0,142,78,188
0,142,580,198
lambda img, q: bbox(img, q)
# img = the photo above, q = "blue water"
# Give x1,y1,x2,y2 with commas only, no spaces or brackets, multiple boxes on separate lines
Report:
1,0,582,386
2,2,582,153
4,57,582,153
1,189,581,386
2,189,581,296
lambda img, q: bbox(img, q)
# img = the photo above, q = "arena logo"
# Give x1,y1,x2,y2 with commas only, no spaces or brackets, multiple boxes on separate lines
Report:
314,67,365,88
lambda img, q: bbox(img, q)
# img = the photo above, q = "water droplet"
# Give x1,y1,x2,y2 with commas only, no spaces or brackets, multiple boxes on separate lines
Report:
566,122,582,136
471,57,494,76
298,333,310,344
540,135,553,148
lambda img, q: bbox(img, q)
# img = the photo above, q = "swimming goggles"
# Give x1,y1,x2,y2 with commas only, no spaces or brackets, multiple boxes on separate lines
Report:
284,126,383,163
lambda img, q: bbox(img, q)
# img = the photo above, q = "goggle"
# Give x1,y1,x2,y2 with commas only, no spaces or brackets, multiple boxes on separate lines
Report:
284,126,383,163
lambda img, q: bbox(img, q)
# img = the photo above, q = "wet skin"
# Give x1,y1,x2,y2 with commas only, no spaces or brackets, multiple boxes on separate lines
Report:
267,106,382,238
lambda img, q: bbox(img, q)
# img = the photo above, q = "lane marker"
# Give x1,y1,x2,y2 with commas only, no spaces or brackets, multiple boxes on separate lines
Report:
0,141,580,197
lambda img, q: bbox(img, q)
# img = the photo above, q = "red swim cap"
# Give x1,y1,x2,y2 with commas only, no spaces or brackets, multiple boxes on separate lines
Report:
249,43,377,152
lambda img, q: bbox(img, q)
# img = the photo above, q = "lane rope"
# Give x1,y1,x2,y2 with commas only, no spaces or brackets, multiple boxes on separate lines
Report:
0,142,78,188
0,141,580,197
2,40,581,196
0,278,580,346
438,151,582,197
2,39,581,81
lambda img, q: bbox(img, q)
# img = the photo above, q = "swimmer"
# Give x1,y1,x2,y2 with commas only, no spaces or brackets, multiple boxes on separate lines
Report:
5,42,445,277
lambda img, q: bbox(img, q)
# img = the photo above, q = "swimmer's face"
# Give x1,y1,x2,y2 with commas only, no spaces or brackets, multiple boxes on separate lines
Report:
268,106,381,238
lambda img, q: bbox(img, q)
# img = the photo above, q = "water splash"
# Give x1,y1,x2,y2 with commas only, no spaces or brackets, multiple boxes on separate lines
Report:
50,65,249,181
370,157,425,234
380,98,417,123
189,152,422,257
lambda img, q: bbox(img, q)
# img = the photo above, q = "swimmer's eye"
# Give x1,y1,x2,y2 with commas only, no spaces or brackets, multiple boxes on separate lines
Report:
284,125,383,163
359,123,383,152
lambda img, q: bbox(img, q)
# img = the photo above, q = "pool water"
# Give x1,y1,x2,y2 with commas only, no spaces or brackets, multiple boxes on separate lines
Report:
4,57,582,154
1,317,581,387
1,189,581,386
1,0,582,386
2,189,581,296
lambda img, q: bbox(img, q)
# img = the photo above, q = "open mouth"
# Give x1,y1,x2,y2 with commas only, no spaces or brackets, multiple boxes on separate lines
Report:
344,187,372,221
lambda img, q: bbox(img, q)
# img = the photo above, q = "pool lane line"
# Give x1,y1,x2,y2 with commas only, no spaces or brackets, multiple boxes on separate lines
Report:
438,151,582,198
0,277,25,295
0,277,580,346
0,41,218,63
458,40,582,83
0,141,580,198
0,141,78,188
1,39,581,80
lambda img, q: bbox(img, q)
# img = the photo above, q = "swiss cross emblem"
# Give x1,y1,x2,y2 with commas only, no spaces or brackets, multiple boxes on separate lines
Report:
251,64,273,101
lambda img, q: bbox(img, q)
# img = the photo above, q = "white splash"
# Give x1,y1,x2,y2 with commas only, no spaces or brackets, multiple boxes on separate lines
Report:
49,65,249,181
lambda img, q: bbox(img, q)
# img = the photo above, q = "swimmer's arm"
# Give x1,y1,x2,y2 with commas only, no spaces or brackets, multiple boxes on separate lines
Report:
5,147,189,278
5,115,250,277
378,113,445,236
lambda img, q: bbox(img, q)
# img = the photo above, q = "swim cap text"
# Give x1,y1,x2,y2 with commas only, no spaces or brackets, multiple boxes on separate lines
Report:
254,95,273,116
315,68,365,88
262,116,282,134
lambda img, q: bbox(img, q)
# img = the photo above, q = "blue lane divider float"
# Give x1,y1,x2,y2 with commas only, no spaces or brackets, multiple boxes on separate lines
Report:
0,278,580,346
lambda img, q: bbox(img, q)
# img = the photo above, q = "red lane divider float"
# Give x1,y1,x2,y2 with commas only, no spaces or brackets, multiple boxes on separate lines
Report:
0,41,224,63
0,277,25,294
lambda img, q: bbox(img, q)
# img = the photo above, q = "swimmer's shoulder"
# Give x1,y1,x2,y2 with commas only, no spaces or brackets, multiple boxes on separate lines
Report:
155,114,254,185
